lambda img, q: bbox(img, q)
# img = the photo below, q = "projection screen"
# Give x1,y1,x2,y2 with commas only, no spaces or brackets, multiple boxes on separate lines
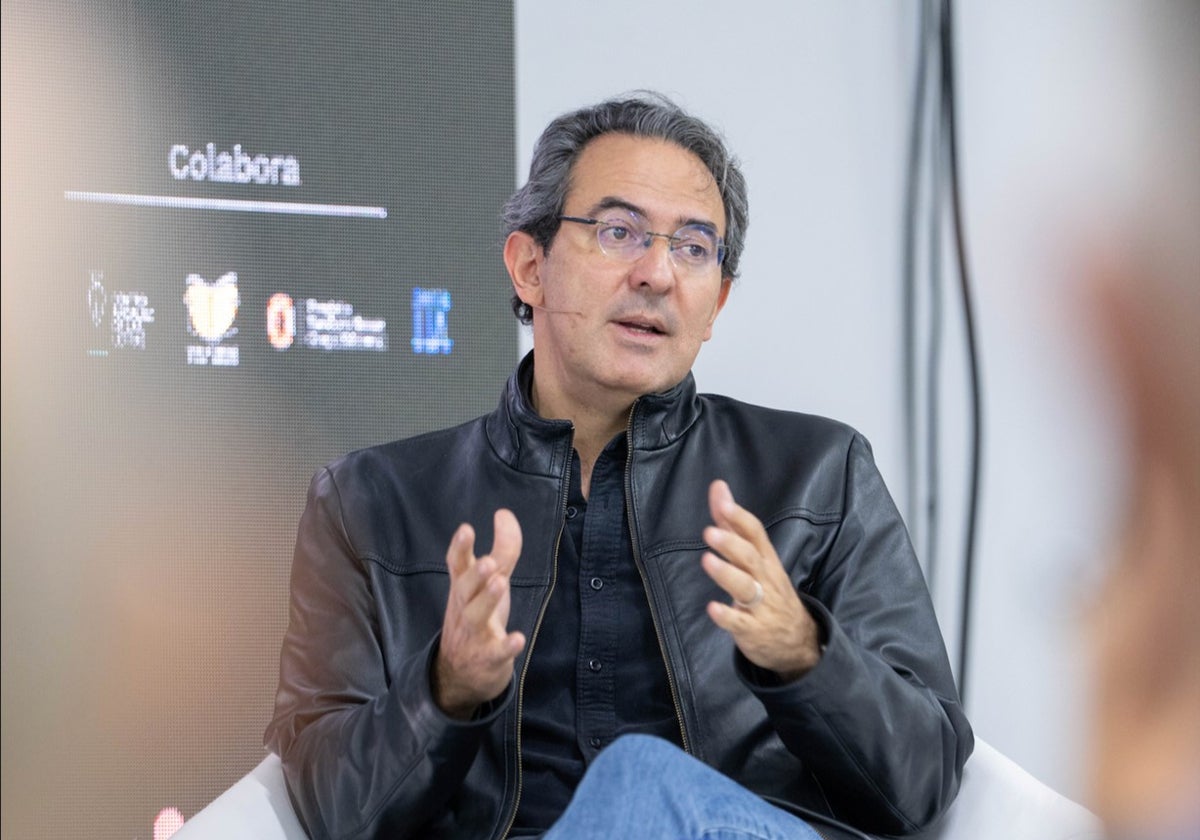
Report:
1,3,517,837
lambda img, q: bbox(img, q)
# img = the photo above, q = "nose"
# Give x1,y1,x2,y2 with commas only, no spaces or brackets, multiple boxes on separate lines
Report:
627,233,676,293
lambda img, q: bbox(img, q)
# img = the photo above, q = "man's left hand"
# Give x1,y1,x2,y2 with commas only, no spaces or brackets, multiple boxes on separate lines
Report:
701,479,822,682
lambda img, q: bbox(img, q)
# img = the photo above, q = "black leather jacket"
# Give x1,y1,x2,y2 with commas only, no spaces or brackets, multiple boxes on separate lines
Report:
266,358,972,840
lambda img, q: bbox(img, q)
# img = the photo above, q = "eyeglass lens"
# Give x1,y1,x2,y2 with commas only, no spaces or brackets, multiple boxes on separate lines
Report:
593,210,722,270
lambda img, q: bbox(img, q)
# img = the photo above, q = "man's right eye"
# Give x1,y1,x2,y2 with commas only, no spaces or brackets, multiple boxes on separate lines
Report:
603,224,633,242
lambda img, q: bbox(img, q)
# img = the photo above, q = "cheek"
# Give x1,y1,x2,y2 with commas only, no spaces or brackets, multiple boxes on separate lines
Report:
697,291,725,339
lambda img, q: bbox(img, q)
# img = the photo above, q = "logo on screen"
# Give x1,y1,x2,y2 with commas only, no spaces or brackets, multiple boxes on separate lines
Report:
185,272,239,341
266,292,296,350
88,271,107,328
86,270,156,355
185,271,239,366
412,288,453,354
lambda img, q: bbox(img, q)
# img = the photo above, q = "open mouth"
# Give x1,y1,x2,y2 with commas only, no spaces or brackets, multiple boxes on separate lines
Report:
617,319,666,335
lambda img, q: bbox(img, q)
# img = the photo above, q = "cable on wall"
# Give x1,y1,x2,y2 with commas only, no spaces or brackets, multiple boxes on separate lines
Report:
939,0,984,705
900,0,984,703
901,0,944,594
901,0,931,544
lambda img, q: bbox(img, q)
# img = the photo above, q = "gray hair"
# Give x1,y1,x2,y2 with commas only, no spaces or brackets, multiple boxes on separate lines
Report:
503,93,750,323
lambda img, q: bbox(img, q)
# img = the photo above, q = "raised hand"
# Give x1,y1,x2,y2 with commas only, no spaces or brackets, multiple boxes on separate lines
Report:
701,480,822,682
433,509,527,719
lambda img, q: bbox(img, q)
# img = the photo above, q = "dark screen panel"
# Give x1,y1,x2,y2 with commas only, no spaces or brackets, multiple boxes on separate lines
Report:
0,3,516,837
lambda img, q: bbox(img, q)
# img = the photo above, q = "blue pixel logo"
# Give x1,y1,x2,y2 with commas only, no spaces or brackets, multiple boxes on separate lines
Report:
411,288,453,355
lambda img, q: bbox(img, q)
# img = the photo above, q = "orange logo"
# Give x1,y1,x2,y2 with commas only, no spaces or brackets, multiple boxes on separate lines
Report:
266,292,296,350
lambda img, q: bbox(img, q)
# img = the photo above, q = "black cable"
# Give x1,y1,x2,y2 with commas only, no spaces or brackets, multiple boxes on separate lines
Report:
925,91,943,597
940,0,984,704
901,0,931,541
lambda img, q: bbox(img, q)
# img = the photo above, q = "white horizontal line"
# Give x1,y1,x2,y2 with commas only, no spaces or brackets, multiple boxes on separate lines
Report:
64,191,387,219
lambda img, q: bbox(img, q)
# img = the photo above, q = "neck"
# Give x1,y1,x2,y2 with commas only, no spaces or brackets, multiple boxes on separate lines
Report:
529,378,631,498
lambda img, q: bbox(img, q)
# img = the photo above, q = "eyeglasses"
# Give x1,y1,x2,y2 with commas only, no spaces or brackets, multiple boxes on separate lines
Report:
558,209,726,273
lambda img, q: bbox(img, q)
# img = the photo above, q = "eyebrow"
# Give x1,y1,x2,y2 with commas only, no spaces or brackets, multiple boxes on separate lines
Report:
585,196,720,235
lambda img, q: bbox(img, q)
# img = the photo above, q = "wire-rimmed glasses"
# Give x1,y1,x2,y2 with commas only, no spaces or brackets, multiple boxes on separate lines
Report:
559,208,725,274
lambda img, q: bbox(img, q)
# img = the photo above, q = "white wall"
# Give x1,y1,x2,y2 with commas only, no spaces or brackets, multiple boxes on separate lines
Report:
513,0,1177,804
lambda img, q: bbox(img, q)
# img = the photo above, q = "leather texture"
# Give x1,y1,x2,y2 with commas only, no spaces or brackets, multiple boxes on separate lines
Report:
264,357,973,840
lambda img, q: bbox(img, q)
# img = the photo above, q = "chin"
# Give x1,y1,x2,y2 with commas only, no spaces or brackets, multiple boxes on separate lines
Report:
627,373,685,398
597,355,691,399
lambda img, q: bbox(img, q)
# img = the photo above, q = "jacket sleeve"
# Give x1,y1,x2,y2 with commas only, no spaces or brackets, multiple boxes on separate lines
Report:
738,433,973,835
263,467,512,840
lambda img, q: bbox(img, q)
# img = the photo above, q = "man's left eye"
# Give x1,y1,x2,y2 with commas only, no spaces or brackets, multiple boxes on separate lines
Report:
675,239,711,260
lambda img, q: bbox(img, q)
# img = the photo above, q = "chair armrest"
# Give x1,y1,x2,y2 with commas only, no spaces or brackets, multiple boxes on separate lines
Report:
173,753,309,840
910,738,1103,840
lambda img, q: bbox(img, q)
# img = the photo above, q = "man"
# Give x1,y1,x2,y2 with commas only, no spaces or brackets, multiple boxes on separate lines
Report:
266,94,972,840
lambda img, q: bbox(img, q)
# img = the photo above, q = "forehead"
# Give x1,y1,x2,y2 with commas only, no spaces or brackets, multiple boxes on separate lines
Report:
565,134,725,231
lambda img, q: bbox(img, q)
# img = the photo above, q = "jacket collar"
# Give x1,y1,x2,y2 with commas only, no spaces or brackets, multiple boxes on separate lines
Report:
485,352,703,477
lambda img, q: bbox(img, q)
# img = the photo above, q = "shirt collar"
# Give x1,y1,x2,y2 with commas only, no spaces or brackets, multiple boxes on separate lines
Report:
486,351,702,476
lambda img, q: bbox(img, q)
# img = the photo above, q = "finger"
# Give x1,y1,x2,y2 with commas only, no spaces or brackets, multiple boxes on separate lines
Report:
701,551,760,604
488,509,523,575
452,554,498,609
708,480,774,556
485,589,525,660
708,479,736,529
488,569,514,633
445,523,476,579
706,599,751,634
503,630,526,658
460,571,512,628
703,524,759,574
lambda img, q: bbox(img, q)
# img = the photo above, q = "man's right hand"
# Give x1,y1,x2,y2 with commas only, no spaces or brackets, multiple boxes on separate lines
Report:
433,509,527,719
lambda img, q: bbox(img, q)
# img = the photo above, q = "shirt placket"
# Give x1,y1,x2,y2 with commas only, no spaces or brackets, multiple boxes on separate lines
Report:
575,451,621,761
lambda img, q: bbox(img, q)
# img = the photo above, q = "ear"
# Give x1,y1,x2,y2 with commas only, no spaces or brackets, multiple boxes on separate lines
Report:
504,231,545,310
701,279,733,342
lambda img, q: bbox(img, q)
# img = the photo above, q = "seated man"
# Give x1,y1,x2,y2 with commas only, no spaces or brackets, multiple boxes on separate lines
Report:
265,93,972,840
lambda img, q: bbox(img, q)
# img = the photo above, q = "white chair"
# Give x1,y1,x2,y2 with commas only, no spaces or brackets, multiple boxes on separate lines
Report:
908,739,1103,840
173,752,306,840
172,738,1102,839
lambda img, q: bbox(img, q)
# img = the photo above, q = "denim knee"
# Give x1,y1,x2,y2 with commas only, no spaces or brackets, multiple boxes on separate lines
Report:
580,734,686,798
594,734,680,768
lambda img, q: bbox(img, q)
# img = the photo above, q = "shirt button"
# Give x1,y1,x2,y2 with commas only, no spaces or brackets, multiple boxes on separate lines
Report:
588,658,602,672
589,736,602,749
565,506,578,520
590,577,603,591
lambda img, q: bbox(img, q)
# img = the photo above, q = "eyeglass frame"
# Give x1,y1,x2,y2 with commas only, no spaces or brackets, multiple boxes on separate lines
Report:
557,212,727,272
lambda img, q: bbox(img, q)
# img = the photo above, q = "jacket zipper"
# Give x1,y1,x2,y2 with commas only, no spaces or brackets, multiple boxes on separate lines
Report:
497,432,573,840
494,416,848,839
623,407,691,754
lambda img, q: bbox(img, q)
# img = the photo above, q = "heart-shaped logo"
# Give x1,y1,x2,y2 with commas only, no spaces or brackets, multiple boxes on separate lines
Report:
184,272,239,341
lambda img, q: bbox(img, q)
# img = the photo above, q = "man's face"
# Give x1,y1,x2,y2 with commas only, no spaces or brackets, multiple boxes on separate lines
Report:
511,133,731,412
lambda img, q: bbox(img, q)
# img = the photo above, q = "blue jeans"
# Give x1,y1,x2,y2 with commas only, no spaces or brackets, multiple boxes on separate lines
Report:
541,734,823,840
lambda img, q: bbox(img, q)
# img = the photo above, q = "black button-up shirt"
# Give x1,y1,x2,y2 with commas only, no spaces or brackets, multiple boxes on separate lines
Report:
512,435,682,833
